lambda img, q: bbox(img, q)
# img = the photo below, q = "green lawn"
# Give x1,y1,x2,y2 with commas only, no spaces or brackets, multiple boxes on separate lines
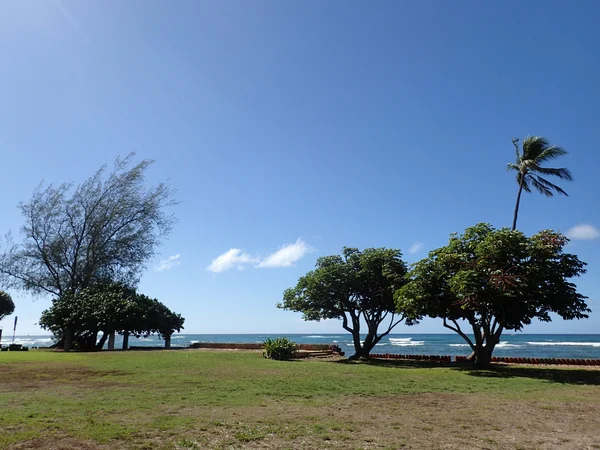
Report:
1,350,600,449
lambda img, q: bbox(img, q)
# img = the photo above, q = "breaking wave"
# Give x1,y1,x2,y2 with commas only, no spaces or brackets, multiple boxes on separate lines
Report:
449,342,522,349
496,342,523,349
389,337,424,347
527,341,600,348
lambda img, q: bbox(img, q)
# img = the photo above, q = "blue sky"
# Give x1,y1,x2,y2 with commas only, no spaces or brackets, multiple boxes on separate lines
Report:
1,1,599,336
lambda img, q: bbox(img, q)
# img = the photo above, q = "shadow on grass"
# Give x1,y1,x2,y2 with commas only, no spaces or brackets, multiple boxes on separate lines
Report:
332,358,600,385
459,365,600,386
332,358,456,369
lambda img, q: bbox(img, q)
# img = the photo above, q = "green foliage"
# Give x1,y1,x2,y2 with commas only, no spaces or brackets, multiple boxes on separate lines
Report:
508,136,572,229
0,154,176,298
0,290,15,320
279,247,410,359
396,223,589,368
39,281,184,350
262,337,297,361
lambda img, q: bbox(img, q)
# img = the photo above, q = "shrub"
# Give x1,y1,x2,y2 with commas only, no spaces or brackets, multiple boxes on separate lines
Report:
262,337,297,361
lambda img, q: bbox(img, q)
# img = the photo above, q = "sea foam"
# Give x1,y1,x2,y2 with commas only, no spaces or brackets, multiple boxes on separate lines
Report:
389,337,424,347
527,341,600,347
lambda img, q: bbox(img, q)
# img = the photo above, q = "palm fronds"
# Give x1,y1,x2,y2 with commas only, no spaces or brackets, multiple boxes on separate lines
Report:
511,136,572,197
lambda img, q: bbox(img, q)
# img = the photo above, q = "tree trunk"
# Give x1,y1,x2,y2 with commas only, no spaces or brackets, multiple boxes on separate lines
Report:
348,328,364,360
96,332,109,350
349,346,371,360
107,331,115,350
473,345,494,369
349,332,378,360
86,331,98,351
164,334,171,349
64,330,73,352
122,331,129,350
512,179,524,231
363,332,378,358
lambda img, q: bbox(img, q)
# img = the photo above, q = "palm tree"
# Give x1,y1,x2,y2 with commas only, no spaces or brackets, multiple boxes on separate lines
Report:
508,136,572,231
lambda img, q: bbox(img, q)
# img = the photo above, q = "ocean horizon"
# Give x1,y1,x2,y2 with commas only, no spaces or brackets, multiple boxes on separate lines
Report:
5,333,600,359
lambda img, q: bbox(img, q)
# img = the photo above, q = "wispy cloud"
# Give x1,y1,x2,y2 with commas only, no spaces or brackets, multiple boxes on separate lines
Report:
566,224,600,241
408,241,423,254
207,249,258,273
155,254,181,272
257,239,314,268
207,239,314,273
53,0,90,43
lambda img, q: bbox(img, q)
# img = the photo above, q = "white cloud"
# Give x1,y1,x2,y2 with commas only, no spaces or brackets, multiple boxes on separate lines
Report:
206,249,258,273
408,241,423,254
155,254,181,272
257,238,314,268
566,224,600,241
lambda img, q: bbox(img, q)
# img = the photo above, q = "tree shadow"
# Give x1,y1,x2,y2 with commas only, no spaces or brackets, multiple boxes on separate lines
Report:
332,358,456,369
458,364,600,386
331,358,600,385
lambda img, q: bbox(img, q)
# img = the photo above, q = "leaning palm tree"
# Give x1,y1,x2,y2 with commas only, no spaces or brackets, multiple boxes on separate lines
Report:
508,136,572,230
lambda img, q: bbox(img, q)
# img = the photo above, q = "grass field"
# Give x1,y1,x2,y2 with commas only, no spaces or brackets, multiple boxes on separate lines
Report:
1,350,600,449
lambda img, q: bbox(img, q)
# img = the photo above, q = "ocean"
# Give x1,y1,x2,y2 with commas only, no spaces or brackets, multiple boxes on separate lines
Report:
6,333,600,359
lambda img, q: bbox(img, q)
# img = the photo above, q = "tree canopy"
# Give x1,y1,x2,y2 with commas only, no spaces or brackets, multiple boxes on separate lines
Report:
0,154,176,298
0,290,15,321
39,282,184,351
508,136,572,230
279,247,410,359
396,223,589,367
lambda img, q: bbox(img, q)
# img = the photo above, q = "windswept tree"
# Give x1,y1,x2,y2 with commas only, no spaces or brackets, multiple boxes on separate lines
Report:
396,223,589,368
0,290,15,321
509,136,572,230
278,247,410,360
0,154,176,298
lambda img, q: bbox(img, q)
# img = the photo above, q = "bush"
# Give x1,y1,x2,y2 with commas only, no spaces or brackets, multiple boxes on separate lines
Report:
262,337,297,361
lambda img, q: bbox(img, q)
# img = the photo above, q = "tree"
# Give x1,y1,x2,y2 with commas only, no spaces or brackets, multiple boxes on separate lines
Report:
138,296,185,349
0,154,176,298
39,282,138,351
278,247,410,359
39,282,184,351
0,290,15,321
508,136,572,230
396,223,589,368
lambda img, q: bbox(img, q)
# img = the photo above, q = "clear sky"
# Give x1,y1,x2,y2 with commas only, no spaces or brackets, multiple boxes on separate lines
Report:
1,1,599,336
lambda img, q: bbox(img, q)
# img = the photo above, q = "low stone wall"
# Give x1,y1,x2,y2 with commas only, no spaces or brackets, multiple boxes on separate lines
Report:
488,356,600,366
370,353,451,362
188,342,342,352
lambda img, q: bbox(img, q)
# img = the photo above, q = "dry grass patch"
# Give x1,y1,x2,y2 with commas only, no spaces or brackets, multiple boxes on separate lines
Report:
0,362,130,391
9,437,118,450
166,393,600,449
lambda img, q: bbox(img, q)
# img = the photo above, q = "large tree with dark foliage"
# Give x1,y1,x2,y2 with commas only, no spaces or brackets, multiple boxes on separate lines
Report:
39,282,184,351
279,247,410,359
396,223,589,368
0,154,176,298
0,290,15,321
